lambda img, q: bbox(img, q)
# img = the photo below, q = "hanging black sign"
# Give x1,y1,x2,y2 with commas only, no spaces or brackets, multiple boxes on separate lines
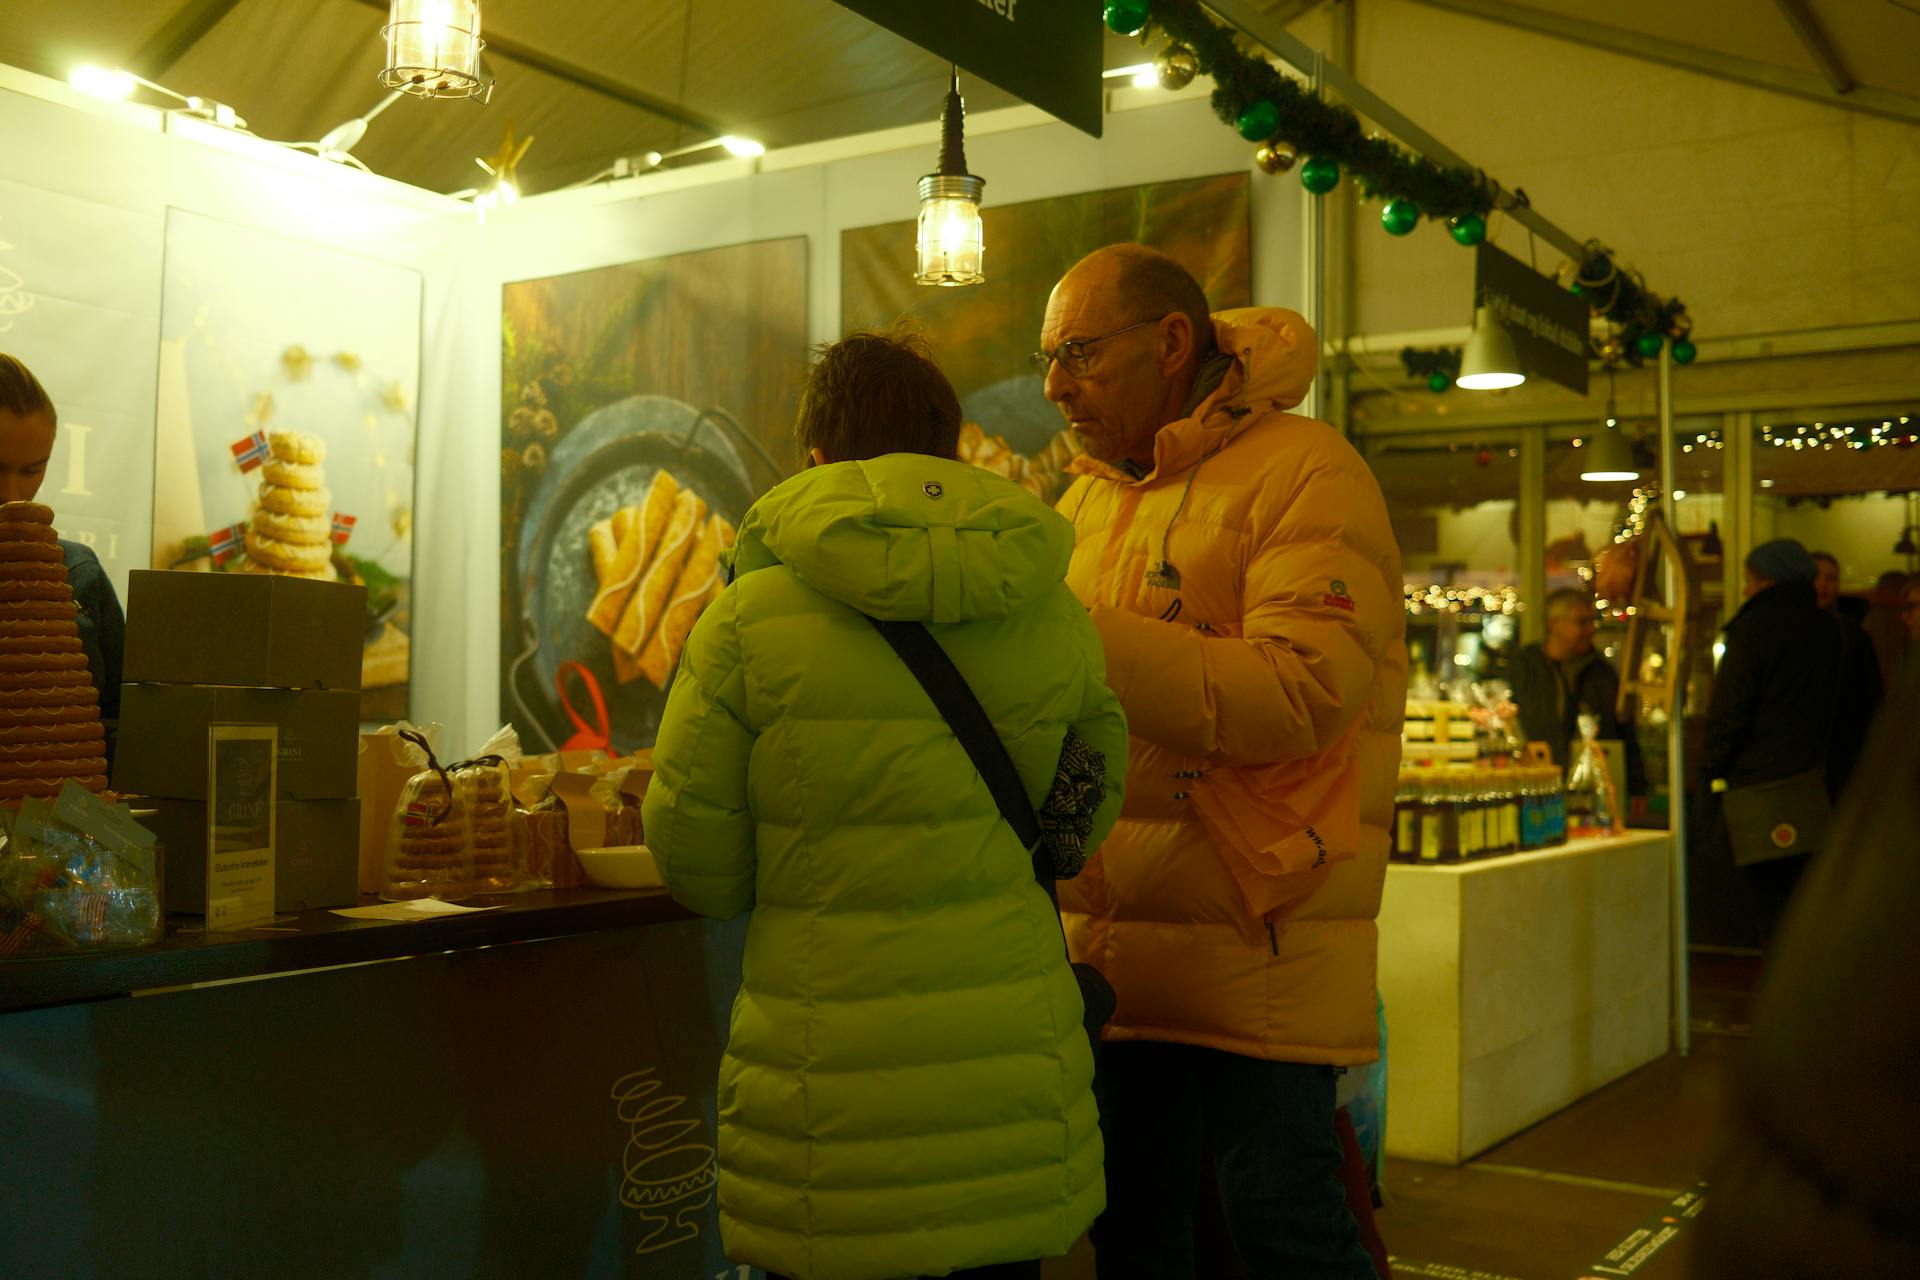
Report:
832,0,1103,138
1476,243,1590,395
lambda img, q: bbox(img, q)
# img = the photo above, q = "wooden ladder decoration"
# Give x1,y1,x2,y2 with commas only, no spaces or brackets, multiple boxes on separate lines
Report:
1617,506,1701,722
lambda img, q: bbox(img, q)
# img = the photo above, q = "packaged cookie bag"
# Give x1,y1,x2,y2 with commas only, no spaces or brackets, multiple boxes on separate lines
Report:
380,730,473,902
452,725,525,895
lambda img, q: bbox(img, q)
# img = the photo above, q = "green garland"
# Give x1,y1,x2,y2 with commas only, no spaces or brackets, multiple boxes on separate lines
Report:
1130,0,1494,220
1112,0,1701,360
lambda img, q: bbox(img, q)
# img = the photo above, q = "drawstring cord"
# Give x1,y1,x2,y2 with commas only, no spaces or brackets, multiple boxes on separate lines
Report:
1146,442,1226,593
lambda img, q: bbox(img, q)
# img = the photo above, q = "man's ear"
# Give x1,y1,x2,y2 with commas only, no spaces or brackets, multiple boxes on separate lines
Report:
809,446,830,468
1158,313,1197,377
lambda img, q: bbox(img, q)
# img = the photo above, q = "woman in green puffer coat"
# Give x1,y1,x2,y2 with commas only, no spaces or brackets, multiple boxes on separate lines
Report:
644,331,1128,1280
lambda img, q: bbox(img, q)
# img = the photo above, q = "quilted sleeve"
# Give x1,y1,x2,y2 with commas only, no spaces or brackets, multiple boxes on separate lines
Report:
1091,457,1386,768
1067,598,1128,869
642,586,759,918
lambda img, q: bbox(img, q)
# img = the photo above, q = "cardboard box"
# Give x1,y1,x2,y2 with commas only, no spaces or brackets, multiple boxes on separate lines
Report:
145,797,361,915
123,570,365,691
115,684,360,801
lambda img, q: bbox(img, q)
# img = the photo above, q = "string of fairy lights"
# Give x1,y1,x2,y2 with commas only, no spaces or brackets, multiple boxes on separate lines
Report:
1760,415,1916,451
1404,584,1524,616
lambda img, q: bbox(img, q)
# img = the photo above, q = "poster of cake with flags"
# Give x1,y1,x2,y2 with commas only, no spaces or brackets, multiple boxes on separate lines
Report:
151,210,421,720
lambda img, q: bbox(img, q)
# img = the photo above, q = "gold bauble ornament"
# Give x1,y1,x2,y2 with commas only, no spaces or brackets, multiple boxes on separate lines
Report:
1600,337,1625,364
1157,47,1199,91
1255,143,1296,175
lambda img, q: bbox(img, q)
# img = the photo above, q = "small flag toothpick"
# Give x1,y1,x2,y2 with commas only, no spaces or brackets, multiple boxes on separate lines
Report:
330,512,357,545
230,430,270,472
208,522,247,566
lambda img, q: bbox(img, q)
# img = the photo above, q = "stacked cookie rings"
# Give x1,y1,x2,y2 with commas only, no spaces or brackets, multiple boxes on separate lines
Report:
0,501,110,799
244,430,339,581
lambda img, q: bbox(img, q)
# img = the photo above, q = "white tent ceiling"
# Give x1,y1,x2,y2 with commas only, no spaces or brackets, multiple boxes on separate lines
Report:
1,0,1914,198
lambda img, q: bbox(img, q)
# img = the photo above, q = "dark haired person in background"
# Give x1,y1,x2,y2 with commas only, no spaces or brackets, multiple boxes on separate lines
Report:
1703,540,1843,944
1809,550,1881,798
0,352,123,767
1510,586,1647,816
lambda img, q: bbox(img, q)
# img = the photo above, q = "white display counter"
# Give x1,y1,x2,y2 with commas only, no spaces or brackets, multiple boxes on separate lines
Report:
1377,831,1672,1165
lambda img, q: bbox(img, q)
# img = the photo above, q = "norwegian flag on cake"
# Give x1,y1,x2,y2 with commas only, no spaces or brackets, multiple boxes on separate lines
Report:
208,522,247,566
230,430,270,472
330,512,357,545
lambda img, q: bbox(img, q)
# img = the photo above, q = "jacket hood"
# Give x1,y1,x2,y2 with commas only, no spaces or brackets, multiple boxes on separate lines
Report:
1068,307,1321,483
1208,307,1318,412
728,453,1074,623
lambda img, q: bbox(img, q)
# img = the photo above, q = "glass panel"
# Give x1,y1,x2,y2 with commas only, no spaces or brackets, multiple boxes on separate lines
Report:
1359,434,1522,693
1752,408,1920,686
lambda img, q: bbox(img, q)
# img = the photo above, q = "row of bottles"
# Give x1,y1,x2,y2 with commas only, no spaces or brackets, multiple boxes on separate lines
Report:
1391,767,1567,864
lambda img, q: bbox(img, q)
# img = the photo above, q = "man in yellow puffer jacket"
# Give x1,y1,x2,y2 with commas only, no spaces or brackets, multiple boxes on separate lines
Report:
1041,245,1407,1278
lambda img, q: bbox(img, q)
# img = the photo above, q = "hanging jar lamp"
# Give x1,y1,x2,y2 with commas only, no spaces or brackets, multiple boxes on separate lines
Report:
380,0,488,100
915,68,985,287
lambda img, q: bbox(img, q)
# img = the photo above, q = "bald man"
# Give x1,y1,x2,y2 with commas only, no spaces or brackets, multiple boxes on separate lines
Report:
1040,245,1405,1278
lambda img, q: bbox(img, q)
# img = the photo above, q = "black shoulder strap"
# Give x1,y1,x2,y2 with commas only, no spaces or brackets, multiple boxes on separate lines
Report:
865,616,1054,900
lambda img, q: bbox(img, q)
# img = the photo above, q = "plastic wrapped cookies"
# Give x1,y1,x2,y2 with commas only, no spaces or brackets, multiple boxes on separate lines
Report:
0,501,109,800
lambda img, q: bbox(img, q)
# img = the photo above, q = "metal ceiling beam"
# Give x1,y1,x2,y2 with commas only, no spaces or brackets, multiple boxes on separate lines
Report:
130,0,245,79
1406,0,1920,126
1205,0,1587,259
346,0,727,136
1771,0,1854,96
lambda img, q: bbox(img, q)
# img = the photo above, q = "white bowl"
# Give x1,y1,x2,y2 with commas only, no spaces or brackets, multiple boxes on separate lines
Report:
574,845,664,890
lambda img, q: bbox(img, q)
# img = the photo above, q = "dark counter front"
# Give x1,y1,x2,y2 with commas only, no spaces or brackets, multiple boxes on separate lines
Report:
0,890,760,1279
0,887,695,1015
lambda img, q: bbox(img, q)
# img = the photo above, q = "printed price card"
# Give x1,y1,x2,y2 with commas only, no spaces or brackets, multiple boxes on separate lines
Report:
207,724,277,931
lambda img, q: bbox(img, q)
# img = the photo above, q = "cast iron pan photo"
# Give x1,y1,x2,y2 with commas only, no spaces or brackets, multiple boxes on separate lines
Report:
510,394,786,754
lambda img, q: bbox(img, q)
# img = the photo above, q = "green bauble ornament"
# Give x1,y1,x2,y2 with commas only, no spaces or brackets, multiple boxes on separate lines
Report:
1381,198,1420,236
1236,99,1279,141
1634,330,1664,359
1103,0,1151,35
1428,370,1451,393
1672,338,1697,365
1448,212,1486,246
1299,155,1340,194
1570,281,1583,296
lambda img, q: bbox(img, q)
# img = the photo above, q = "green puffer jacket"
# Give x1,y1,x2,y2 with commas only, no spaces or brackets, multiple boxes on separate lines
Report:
644,454,1128,1280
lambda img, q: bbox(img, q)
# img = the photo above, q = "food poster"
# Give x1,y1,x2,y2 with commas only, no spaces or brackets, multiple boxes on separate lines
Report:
501,239,808,755
841,172,1251,505
152,210,421,722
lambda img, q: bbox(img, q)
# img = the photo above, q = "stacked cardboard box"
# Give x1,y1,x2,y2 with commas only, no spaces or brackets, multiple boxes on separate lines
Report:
113,571,365,914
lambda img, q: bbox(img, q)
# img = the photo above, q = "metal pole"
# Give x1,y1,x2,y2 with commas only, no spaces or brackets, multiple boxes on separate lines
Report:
1303,49,1327,424
1659,344,1691,1055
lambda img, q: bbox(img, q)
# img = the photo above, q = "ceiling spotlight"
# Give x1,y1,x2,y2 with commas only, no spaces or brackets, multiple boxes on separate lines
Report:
312,90,404,166
1457,305,1525,390
718,135,765,158
69,65,135,100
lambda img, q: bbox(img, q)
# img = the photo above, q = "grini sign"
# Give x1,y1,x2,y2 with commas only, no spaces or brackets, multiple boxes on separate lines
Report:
1475,241,1590,395
831,0,1104,137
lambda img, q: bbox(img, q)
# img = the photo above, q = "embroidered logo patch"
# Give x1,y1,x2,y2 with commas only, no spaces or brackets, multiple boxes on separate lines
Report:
1323,579,1356,612
923,482,944,499
1770,822,1798,849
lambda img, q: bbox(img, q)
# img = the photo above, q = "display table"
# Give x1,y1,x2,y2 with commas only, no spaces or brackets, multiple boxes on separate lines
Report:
0,889,754,1278
1377,831,1673,1165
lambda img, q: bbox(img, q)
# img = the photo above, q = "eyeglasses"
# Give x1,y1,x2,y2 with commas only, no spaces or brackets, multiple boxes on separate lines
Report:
1028,318,1159,379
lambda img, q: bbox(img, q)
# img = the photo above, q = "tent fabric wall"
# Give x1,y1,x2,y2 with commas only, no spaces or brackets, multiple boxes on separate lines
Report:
0,75,1312,752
